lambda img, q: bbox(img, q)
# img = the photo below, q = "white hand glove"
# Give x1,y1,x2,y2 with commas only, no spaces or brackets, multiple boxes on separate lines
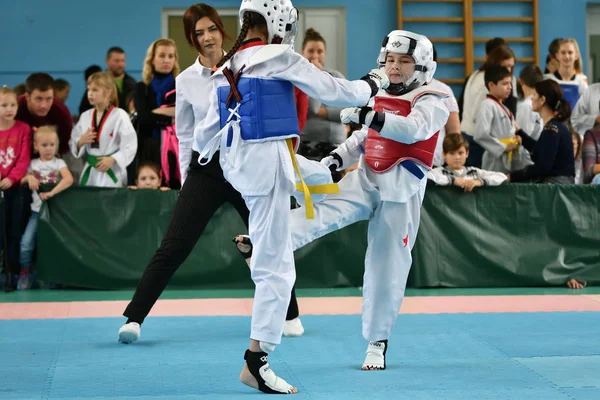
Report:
340,107,361,124
364,68,390,91
320,154,342,172
340,107,375,126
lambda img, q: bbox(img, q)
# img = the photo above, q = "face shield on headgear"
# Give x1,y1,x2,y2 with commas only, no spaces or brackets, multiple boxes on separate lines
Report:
239,0,299,45
376,30,437,96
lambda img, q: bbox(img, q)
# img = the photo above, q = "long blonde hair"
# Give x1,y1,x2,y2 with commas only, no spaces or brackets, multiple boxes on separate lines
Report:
87,71,119,107
556,38,583,74
142,39,180,85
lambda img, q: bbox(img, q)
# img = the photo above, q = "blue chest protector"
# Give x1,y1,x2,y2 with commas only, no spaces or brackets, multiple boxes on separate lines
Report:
217,76,300,146
558,83,580,111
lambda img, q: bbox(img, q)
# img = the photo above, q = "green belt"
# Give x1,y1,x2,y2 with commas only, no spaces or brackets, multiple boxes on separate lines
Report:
81,154,118,186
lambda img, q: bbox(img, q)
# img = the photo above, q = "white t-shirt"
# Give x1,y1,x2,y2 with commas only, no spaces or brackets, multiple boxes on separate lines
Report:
29,157,67,212
428,79,460,166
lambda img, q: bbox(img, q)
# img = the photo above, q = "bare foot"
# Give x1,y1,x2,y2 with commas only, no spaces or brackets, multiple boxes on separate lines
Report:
361,364,385,371
240,362,298,394
240,363,259,390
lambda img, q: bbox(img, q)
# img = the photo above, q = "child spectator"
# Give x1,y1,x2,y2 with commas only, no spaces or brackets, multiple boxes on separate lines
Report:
544,38,588,110
516,65,544,140
573,130,583,183
18,126,73,289
70,71,137,187
53,79,70,104
571,82,600,136
428,133,508,190
128,161,170,191
581,128,600,184
0,85,32,290
511,80,576,184
474,65,532,173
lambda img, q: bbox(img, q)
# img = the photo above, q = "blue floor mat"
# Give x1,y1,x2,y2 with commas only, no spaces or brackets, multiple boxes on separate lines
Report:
1,312,599,399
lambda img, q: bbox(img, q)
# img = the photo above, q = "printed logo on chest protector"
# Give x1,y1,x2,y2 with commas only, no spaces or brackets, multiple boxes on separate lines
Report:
381,108,401,115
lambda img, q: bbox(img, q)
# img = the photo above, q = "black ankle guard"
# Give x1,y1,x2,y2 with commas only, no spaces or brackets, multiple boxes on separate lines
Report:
244,350,280,394
379,340,388,369
233,236,253,259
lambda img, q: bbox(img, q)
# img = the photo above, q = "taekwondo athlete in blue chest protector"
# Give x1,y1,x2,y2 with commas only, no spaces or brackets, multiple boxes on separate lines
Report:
193,0,389,394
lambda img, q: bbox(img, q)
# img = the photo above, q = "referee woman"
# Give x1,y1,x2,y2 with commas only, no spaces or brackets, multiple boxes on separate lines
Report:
118,3,303,344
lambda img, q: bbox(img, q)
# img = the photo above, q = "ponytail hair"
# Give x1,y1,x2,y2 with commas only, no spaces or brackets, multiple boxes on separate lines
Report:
535,79,571,122
215,12,268,70
302,28,326,50
535,79,577,137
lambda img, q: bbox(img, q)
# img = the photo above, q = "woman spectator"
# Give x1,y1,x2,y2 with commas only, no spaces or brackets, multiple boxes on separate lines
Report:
511,80,575,183
543,38,587,110
297,28,347,182
134,39,180,186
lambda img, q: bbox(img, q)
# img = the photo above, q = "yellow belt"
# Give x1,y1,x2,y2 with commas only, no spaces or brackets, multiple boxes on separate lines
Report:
286,139,339,219
499,137,520,163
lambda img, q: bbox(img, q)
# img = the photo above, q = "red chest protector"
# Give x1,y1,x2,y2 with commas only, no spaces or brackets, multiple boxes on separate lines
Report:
364,90,442,173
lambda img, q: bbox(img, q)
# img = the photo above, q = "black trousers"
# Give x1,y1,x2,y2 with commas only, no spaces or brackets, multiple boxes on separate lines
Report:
123,151,299,324
1,186,30,276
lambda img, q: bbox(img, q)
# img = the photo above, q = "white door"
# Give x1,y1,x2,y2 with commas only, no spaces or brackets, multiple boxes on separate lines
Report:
163,7,347,76
293,8,347,76
587,4,600,82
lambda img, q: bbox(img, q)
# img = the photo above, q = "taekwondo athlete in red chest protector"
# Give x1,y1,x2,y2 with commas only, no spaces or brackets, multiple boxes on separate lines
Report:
235,29,450,371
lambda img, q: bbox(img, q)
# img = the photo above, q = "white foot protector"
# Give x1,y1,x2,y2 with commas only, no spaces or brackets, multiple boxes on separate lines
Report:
362,340,387,370
118,322,141,344
240,350,298,394
283,317,305,337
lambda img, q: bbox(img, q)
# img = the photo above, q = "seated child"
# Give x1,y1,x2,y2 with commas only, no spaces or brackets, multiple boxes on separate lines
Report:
128,161,170,191
428,133,508,190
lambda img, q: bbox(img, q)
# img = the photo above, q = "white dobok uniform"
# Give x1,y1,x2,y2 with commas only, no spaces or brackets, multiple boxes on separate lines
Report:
194,41,373,345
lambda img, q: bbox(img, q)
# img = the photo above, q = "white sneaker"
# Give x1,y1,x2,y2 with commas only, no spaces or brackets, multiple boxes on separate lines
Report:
283,317,304,337
118,322,141,344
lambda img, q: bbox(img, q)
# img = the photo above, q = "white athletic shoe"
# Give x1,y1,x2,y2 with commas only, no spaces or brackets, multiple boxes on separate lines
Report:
362,340,387,370
118,322,141,344
283,317,304,337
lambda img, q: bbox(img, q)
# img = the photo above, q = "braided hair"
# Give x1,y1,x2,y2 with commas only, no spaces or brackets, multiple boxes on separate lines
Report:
215,12,254,70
